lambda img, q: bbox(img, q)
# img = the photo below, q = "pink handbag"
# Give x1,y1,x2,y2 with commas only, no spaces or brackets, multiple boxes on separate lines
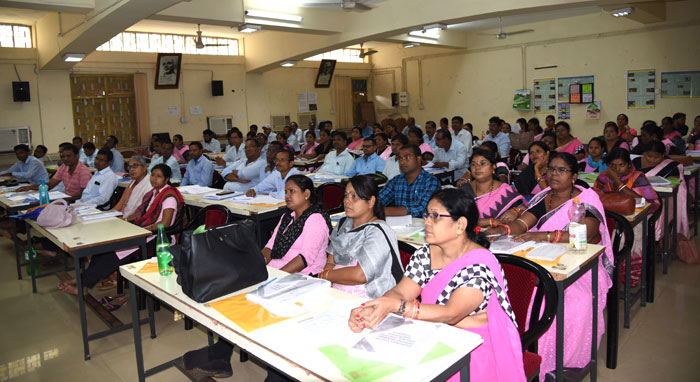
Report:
37,199,77,228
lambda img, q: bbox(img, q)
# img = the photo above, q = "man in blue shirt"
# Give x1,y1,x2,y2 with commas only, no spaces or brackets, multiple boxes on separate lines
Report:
317,132,354,175
359,120,373,138
379,144,441,218
104,135,125,173
81,142,97,168
246,149,300,199
483,116,512,158
181,141,214,186
78,149,118,207
345,138,385,177
0,144,49,185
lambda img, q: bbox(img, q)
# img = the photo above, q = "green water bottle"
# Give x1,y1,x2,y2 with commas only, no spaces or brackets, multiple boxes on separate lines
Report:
25,249,37,276
156,224,173,276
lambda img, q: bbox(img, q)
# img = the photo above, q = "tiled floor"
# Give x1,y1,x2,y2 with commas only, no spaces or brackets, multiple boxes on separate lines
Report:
1,234,699,382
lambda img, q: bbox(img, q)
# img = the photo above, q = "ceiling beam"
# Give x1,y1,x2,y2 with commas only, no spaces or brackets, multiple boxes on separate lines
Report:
0,0,95,13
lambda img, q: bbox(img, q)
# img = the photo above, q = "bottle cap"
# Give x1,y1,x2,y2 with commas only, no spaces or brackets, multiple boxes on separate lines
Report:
157,224,165,229
573,197,580,203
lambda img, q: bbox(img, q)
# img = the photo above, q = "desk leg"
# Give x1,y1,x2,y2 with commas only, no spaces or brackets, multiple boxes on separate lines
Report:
129,281,146,382
662,194,670,274
672,189,678,257
75,254,90,360
640,214,647,308
647,216,656,303
624,242,631,329
460,353,470,382
555,280,564,382
25,222,37,293
13,218,22,280
591,258,599,382
254,214,263,248
695,171,699,237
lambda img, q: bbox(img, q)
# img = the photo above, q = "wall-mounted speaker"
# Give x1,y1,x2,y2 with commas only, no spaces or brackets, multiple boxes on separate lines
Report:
12,81,30,102
211,80,223,96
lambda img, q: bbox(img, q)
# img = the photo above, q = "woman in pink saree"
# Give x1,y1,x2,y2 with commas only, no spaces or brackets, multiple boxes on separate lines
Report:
489,152,614,381
350,188,525,382
554,121,585,160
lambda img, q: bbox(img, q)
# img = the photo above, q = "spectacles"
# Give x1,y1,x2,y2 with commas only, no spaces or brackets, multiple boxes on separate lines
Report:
274,158,290,163
422,212,458,221
546,167,573,174
343,193,364,202
470,161,491,168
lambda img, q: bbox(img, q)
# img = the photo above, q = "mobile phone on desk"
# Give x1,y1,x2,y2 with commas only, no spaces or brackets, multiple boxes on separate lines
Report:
216,190,236,196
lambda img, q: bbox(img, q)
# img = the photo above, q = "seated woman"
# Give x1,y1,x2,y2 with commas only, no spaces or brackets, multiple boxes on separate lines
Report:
594,147,659,288
687,115,700,150
347,126,365,150
58,164,184,296
603,121,629,153
300,129,332,160
554,121,585,160
661,116,682,140
488,152,613,381
514,141,550,196
321,175,403,298
617,113,637,143
578,137,607,173
113,156,153,218
275,132,294,152
300,130,319,155
407,126,434,157
479,141,510,183
458,148,526,229
374,133,392,160
350,188,525,381
182,175,332,379
172,134,189,163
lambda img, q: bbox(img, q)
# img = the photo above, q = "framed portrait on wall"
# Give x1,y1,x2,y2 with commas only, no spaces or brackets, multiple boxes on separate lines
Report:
315,59,336,88
155,53,182,89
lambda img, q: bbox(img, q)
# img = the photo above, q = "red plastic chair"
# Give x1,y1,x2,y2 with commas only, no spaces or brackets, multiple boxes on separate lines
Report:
317,183,345,214
398,241,416,269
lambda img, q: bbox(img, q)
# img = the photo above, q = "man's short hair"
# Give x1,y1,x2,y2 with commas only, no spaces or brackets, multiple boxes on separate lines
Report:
451,116,464,124
203,129,215,136
437,129,452,140
245,137,260,147
189,141,203,150
14,144,30,153
673,112,686,120
62,145,79,155
392,133,408,145
268,141,283,152
73,136,83,143
108,135,119,145
280,148,295,162
228,129,243,139
489,116,501,124
97,148,113,162
84,142,96,151
401,144,422,158
332,131,347,142
35,145,48,154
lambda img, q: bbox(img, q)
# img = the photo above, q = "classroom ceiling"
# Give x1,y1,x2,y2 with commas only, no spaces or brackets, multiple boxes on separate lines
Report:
0,0,675,71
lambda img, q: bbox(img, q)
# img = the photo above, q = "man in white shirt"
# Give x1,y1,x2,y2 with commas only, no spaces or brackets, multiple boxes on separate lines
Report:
246,149,300,199
382,134,407,180
217,129,245,167
483,116,512,158
283,125,300,151
291,121,304,149
317,132,354,175
451,116,473,162
201,129,221,153
148,141,182,181
222,138,268,192
423,120,438,150
401,116,422,135
73,136,85,163
80,142,97,168
263,125,277,144
433,129,468,180
78,149,118,207
104,135,125,173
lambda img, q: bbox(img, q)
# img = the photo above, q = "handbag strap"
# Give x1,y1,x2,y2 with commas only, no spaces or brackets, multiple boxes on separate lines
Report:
337,217,404,283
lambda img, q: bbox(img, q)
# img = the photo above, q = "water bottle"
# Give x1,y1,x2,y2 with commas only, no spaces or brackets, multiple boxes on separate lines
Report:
567,198,587,251
25,249,37,276
39,180,50,205
156,224,174,276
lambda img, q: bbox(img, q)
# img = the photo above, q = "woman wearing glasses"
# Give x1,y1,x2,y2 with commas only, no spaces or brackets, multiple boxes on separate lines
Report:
349,188,525,381
458,148,526,229
321,175,404,298
487,152,613,381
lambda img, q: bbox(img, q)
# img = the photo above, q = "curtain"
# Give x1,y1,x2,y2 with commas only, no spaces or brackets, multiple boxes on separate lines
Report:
133,73,151,146
334,76,353,129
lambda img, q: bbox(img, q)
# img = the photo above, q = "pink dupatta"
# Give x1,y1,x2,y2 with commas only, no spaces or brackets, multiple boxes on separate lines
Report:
475,182,526,219
421,249,525,382
647,159,689,238
555,138,583,155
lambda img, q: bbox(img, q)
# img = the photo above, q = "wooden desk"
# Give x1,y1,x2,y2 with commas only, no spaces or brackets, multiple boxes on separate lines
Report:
24,217,153,360
121,263,482,382
294,158,324,170
0,191,37,283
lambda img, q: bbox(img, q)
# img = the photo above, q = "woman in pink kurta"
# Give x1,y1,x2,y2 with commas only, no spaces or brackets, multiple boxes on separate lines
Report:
346,126,365,151
261,174,331,274
554,121,585,160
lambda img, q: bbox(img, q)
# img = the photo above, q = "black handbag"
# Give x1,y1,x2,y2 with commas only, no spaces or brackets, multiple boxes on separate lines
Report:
171,220,268,303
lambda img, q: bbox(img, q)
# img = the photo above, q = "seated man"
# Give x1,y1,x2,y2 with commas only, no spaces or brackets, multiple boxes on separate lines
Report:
345,137,385,177
382,134,407,180
73,136,85,159
81,142,97,168
317,131,354,176
379,144,441,218
222,138,267,192
217,129,245,167
181,142,214,187
201,129,221,153
433,129,468,180
17,145,91,201
149,141,181,181
104,135,125,173
0,144,49,185
77,149,119,207
33,145,48,163
263,124,277,143
246,149,300,199
483,116,512,158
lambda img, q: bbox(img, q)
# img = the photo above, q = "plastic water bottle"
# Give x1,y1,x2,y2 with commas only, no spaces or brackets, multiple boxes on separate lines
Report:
25,249,37,276
38,180,50,205
568,198,587,251
156,224,174,276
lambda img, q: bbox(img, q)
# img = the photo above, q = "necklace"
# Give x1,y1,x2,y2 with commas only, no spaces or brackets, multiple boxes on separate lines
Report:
474,179,495,196
548,189,574,211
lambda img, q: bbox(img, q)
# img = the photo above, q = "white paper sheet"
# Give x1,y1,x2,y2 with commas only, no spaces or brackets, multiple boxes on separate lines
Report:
386,215,413,228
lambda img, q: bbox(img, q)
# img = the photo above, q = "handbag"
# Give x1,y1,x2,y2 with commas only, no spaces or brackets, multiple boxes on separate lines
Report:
171,220,268,303
595,190,635,215
36,199,77,228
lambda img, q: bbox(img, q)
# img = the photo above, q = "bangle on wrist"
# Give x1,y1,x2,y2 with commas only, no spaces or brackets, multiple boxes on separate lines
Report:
547,231,552,242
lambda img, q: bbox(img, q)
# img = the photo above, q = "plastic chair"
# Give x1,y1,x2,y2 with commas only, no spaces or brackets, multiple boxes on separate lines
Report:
495,254,558,381
603,211,634,369
211,170,226,189
317,183,345,214
97,187,125,211
398,241,416,269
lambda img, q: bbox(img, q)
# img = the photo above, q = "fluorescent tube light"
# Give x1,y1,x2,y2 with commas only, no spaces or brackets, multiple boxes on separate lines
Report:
403,42,420,48
409,29,440,40
238,23,261,33
63,53,85,62
245,9,303,22
612,7,633,17
280,60,297,67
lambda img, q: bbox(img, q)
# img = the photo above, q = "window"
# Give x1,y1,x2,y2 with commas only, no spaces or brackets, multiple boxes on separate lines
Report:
96,31,238,56
0,24,32,48
305,48,364,63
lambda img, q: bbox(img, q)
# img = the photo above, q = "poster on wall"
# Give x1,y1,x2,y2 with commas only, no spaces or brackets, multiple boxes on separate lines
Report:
660,71,700,98
558,75,594,101
533,78,557,114
298,91,318,113
627,69,656,109
513,89,531,111
557,103,570,120
586,101,601,119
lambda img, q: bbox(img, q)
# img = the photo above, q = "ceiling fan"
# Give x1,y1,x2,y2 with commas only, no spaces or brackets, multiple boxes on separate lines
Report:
301,0,374,11
479,17,534,39
358,42,377,58
194,24,228,49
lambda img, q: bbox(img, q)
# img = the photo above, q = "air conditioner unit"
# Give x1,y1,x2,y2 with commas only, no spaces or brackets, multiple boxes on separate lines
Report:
207,116,233,136
0,126,31,153
270,115,290,131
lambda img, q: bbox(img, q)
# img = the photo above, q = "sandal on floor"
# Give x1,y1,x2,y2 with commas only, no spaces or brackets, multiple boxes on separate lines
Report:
96,279,117,291
101,295,128,312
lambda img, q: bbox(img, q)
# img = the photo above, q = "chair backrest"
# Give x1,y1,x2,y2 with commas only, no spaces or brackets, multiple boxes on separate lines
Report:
604,211,634,266
317,183,345,214
211,170,226,189
508,148,524,169
398,241,416,269
180,167,186,178
184,204,231,231
495,254,558,352
98,187,125,211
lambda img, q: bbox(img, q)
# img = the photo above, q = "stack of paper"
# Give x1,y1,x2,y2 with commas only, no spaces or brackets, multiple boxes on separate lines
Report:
647,176,671,186
231,194,285,205
77,209,123,221
246,273,330,317
525,243,568,261
386,215,412,228
178,185,219,195
6,191,70,202
202,192,242,201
